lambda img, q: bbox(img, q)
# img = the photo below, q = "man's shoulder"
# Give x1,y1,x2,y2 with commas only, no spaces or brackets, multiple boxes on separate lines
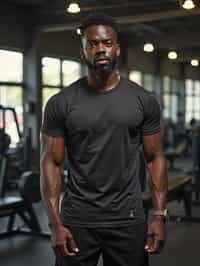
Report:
121,77,148,96
45,77,85,108
62,77,85,94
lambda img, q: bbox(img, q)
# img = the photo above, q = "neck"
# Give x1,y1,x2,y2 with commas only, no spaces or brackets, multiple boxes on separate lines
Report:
87,69,120,91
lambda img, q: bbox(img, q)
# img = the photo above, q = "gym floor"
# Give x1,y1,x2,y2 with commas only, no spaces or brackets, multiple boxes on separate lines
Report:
1,158,200,266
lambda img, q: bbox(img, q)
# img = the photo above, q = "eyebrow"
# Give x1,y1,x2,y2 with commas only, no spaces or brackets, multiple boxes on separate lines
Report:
87,38,112,41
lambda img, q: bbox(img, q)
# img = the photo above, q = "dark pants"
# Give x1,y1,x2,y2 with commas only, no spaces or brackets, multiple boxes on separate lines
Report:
55,223,149,266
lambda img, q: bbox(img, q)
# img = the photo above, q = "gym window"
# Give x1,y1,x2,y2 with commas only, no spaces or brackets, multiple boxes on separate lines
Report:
41,57,83,108
129,70,142,86
0,50,23,147
163,76,184,123
185,79,200,124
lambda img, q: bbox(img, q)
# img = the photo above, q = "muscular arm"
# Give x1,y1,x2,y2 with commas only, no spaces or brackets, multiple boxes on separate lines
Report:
143,131,168,254
40,134,79,256
143,131,168,211
40,133,65,227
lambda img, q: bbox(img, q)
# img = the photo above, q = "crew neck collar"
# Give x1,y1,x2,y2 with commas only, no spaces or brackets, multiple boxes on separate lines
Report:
82,76,123,95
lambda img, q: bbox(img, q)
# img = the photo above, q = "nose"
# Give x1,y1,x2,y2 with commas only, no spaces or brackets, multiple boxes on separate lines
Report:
96,42,106,53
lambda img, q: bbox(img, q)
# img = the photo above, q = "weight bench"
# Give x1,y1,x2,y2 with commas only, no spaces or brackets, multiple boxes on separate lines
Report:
165,142,186,171
0,169,50,239
143,175,200,223
0,195,42,238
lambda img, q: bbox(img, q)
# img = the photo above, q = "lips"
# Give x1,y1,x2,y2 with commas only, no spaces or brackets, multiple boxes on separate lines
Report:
95,57,110,64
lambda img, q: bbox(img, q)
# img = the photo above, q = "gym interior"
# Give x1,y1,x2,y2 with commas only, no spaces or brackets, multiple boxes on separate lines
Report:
1,1,200,265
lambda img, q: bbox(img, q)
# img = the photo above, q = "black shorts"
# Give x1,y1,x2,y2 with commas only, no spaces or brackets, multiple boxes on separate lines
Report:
54,223,149,266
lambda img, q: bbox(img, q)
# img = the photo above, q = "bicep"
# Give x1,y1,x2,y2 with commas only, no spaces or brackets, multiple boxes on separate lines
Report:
40,133,65,166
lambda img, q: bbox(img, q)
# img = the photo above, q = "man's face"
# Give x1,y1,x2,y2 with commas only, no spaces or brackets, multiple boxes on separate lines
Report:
81,25,120,77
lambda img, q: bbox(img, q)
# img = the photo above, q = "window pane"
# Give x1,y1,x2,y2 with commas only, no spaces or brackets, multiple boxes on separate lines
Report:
194,97,200,111
0,50,23,82
62,60,82,86
163,94,170,119
129,70,142,86
0,86,23,146
42,87,60,109
171,94,178,122
143,73,154,92
171,79,178,94
42,57,60,86
194,111,200,120
194,81,200,95
185,111,193,124
186,96,193,112
163,76,170,93
185,79,193,95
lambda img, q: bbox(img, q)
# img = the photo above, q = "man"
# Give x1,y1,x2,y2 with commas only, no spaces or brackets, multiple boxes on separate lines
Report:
40,13,168,266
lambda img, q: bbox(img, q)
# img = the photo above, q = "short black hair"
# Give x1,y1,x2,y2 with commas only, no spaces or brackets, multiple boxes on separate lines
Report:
78,12,119,36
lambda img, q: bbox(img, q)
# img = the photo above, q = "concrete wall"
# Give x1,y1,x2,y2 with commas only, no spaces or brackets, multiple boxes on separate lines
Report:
0,3,32,51
37,31,80,61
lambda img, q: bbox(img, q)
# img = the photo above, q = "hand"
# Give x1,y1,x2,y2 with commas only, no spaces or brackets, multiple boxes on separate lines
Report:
145,217,166,254
50,223,79,257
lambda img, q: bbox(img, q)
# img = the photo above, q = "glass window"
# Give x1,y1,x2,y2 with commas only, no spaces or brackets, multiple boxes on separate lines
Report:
129,70,142,86
186,96,193,112
171,94,178,122
194,97,200,111
42,57,61,86
194,81,200,95
62,60,82,86
162,77,180,122
0,50,23,82
185,112,193,124
186,79,193,96
163,76,170,93
143,73,154,92
163,94,170,119
195,111,200,120
0,86,23,146
42,57,83,110
185,79,200,123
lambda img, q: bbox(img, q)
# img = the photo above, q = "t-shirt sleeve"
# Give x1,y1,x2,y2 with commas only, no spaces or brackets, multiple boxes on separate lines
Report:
141,93,161,135
41,94,66,137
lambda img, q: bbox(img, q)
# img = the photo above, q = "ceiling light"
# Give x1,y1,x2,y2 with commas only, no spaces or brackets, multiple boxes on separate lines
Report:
168,51,178,60
191,59,199,66
181,0,195,9
143,43,154,53
76,28,81,35
67,2,80,13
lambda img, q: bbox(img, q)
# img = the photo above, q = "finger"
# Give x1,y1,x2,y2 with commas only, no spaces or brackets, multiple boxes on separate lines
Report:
144,234,154,252
149,238,163,254
68,236,79,253
59,242,76,257
145,236,159,253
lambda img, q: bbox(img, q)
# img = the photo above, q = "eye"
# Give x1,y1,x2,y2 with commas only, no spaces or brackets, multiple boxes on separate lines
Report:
104,40,113,47
87,41,97,48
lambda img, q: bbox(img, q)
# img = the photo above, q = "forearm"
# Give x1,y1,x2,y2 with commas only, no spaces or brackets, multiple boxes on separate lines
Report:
147,155,168,210
40,159,62,226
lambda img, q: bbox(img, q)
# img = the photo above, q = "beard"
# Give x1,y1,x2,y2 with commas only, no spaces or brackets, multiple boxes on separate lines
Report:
84,54,118,78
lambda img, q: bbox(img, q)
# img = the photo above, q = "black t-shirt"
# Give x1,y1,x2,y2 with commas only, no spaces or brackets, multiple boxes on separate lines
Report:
42,77,161,227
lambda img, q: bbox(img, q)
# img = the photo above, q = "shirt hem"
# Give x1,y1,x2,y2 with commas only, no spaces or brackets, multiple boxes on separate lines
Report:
142,126,160,136
62,218,146,228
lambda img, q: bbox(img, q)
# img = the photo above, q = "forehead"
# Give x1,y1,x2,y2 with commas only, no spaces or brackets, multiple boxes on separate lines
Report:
83,25,117,40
